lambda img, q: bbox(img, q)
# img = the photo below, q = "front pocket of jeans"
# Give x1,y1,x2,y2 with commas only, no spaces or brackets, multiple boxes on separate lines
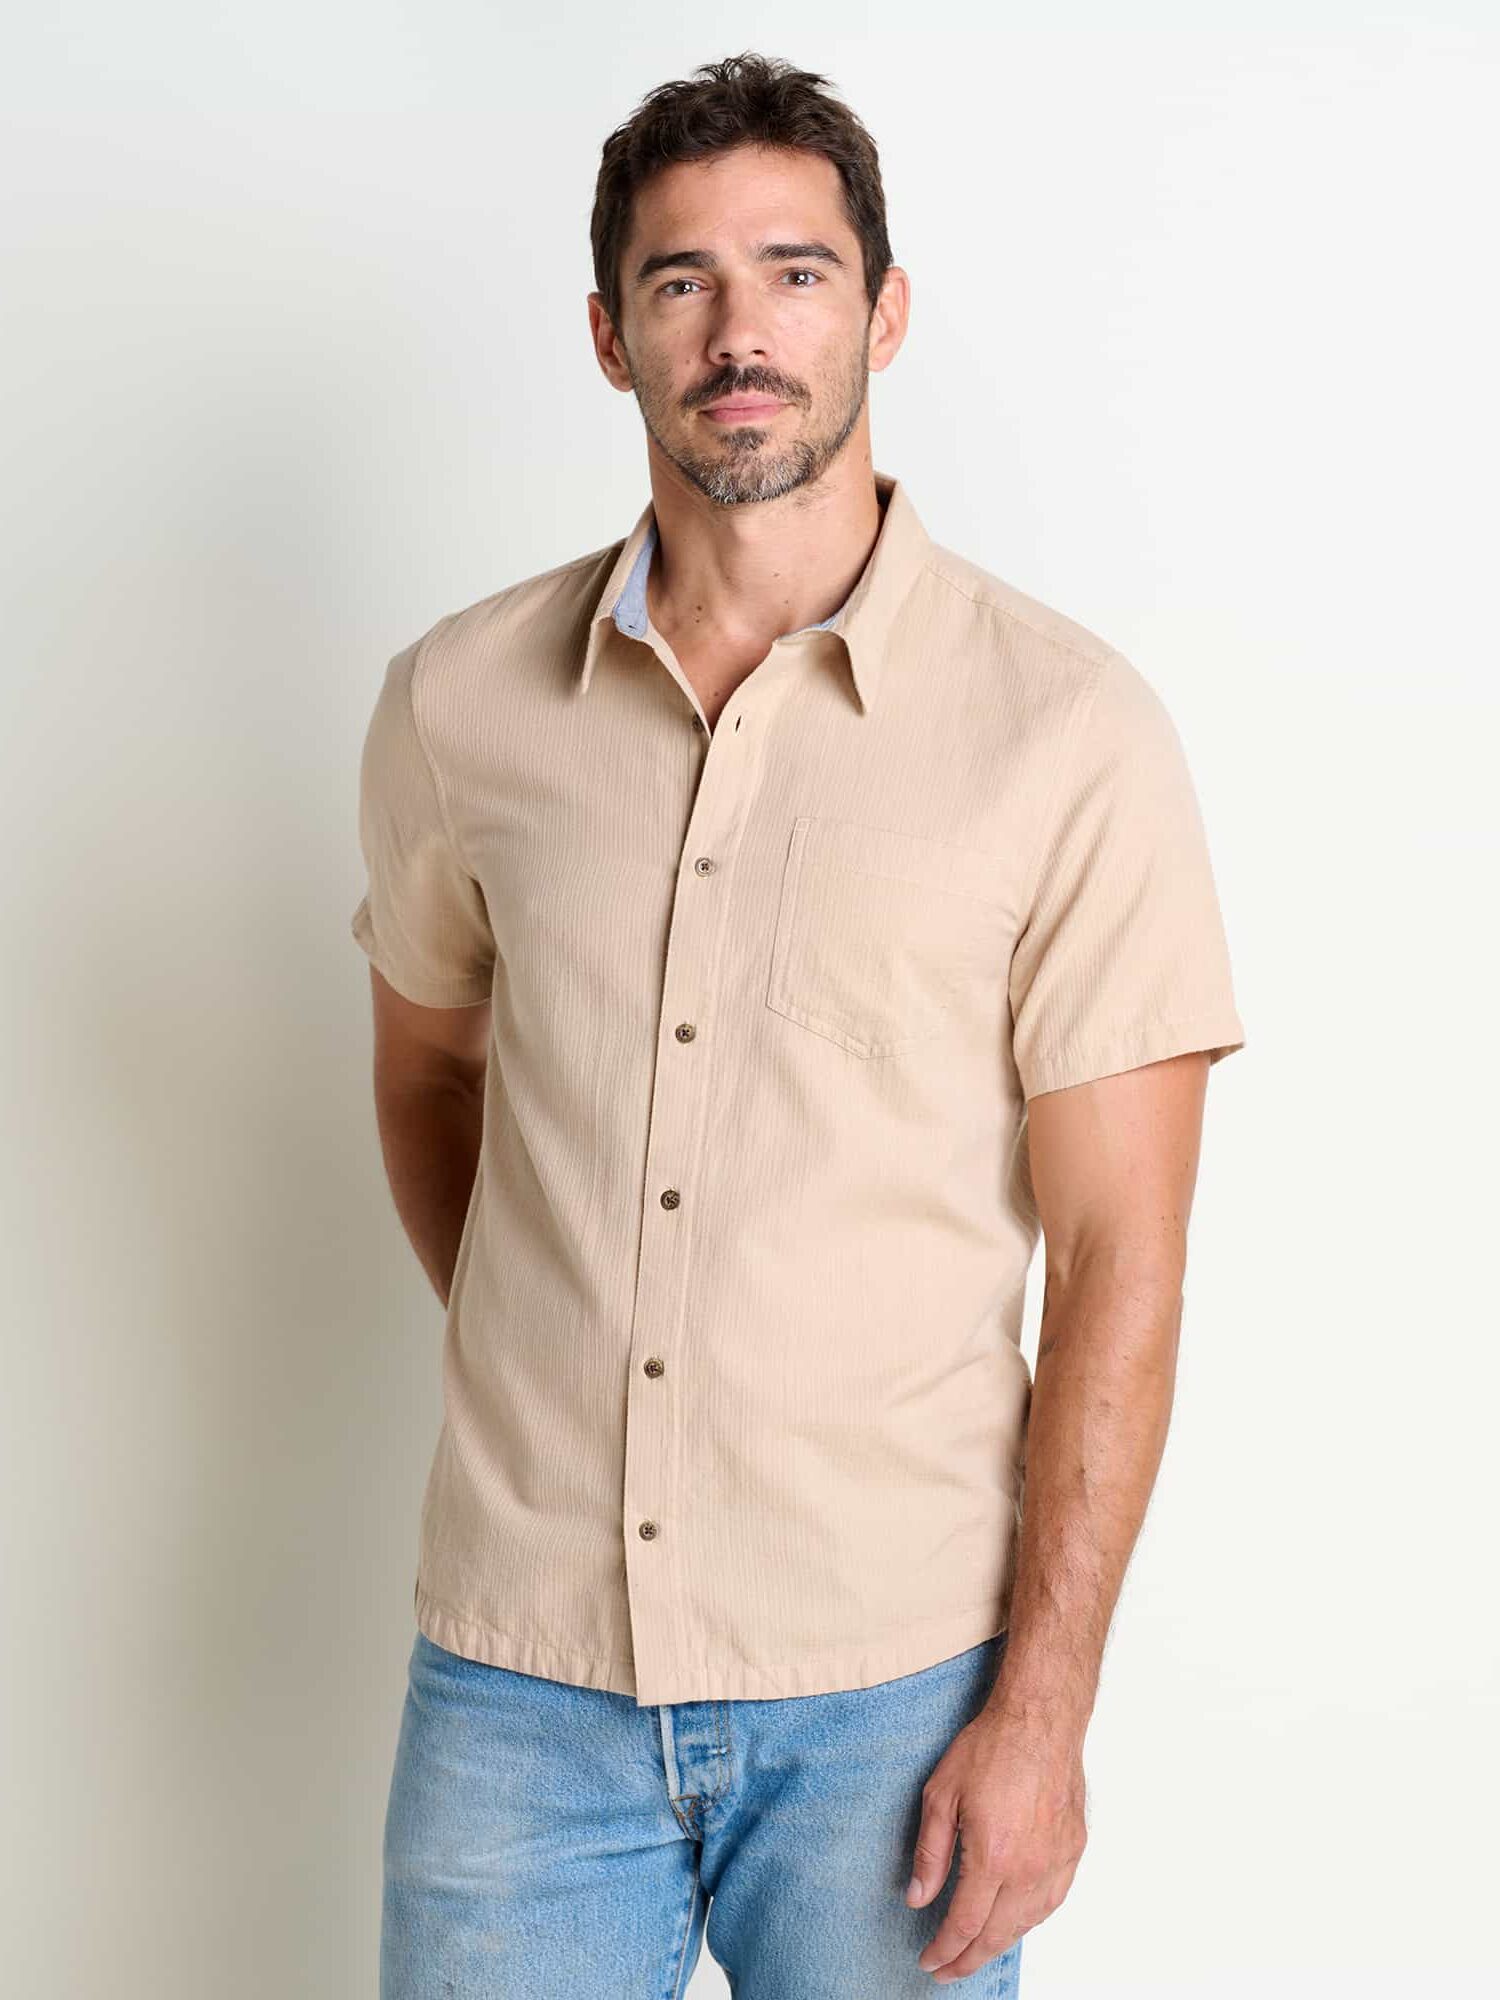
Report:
766,816,1004,1058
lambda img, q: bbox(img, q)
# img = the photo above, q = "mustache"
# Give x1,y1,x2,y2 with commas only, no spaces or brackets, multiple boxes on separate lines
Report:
687,371,803,408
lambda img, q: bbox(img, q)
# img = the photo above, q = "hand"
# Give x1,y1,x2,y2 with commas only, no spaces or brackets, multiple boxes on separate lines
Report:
905,1701,1088,1984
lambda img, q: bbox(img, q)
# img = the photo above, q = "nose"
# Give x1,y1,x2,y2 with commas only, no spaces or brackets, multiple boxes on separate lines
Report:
706,274,773,370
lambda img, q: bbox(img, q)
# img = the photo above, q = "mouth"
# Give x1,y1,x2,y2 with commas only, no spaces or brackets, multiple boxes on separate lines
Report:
701,398,788,423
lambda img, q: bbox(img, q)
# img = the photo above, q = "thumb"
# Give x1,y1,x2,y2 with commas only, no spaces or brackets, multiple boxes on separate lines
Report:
905,1791,958,1906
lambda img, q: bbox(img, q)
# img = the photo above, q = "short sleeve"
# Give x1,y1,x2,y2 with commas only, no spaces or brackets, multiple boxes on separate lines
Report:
348,634,497,1007
1008,648,1245,1100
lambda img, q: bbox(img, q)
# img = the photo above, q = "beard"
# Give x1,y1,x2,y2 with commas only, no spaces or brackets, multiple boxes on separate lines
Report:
625,337,871,507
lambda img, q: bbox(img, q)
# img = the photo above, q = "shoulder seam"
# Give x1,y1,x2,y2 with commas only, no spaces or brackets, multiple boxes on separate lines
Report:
923,561,1115,669
406,613,481,881
919,561,1120,923
1013,647,1115,928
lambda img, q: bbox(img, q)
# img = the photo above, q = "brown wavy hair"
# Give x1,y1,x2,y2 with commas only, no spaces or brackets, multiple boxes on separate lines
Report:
590,51,893,332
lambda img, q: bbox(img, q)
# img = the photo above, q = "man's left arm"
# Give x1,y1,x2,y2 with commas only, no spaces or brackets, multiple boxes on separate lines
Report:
907,1046,1212,1984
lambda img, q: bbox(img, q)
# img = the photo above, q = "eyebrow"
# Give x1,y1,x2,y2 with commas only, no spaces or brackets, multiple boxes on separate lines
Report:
632,240,848,288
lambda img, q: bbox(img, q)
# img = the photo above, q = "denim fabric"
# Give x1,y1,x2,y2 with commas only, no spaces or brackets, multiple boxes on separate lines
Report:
382,1627,1024,1998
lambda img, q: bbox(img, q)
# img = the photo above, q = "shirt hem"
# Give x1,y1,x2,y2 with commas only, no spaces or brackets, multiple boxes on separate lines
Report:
415,1586,1011,1708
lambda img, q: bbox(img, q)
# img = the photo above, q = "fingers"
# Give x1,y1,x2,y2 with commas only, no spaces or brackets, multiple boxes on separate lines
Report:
922,1887,1027,1984
915,1819,1011,1978
904,1724,1087,1980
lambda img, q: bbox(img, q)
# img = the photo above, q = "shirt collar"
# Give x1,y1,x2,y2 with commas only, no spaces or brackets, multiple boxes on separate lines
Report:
578,469,932,713
608,515,843,645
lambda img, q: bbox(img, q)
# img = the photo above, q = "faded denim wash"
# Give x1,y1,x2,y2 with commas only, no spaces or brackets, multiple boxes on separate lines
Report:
382,1625,1024,1998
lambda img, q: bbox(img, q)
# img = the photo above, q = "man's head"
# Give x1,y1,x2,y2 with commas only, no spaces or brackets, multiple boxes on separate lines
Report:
588,52,908,507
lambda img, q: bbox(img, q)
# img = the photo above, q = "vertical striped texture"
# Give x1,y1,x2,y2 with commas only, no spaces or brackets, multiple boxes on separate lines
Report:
350,472,1245,1705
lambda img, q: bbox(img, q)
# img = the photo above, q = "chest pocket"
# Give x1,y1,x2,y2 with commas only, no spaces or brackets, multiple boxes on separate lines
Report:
766,815,1005,1058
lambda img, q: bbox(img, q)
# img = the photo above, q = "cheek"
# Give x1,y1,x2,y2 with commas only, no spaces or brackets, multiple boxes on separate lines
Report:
809,339,871,410
632,355,690,410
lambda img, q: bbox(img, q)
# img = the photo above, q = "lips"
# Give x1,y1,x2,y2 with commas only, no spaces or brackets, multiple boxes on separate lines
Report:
703,398,786,419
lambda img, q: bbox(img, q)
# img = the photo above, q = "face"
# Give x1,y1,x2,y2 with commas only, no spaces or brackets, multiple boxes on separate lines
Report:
592,144,905,507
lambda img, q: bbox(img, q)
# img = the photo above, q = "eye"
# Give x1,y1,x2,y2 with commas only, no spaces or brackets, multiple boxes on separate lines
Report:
657,270,823,298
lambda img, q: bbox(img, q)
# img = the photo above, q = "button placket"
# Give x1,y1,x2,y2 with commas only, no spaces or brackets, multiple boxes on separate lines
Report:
618,663,789,1698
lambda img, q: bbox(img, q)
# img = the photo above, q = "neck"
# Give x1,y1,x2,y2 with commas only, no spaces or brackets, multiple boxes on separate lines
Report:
643,448,885,652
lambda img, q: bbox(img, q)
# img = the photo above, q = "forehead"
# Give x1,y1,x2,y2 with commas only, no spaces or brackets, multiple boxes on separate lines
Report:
627,145,849,247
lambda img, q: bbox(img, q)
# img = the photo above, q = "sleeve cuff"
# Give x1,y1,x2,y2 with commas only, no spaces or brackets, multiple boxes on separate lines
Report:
1019,1011,1246,1100
350,906,494,1009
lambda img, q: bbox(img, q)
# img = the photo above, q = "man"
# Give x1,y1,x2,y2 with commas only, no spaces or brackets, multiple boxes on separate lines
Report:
352,51,1246,1999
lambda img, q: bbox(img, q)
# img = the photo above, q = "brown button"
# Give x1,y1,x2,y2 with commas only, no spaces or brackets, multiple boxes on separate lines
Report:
638,1519,659,1540
644,1356,664,1377
674,1022,696,1042
693,856,715,876
691,714,706,732
659,1187,681,1210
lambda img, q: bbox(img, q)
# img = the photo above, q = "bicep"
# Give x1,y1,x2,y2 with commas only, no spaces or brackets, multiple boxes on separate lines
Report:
1025,1051,1211,1283
369,964,491,1093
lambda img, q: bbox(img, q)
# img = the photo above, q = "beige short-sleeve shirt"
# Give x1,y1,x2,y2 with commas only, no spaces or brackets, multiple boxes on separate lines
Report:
350,470,1245,1705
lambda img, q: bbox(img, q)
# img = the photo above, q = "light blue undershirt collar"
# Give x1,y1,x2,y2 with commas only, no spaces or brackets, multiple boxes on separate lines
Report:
612,518,848,641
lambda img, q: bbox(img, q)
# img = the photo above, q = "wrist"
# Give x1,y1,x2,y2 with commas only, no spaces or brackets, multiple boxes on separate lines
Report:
983,1654,1094,1746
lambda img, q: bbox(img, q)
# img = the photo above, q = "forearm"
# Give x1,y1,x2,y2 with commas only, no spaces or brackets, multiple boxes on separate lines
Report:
373,1075,484,1308
984,1253,1183,1743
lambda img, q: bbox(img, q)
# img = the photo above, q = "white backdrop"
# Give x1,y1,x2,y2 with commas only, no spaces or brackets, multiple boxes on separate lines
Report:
3,6,1496,1996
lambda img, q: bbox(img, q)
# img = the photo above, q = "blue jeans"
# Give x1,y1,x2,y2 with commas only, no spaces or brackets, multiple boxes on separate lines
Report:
381,1626,1023,1997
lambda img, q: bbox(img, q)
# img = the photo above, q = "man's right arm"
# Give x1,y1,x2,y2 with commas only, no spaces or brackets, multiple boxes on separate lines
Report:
367,965,490,1309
